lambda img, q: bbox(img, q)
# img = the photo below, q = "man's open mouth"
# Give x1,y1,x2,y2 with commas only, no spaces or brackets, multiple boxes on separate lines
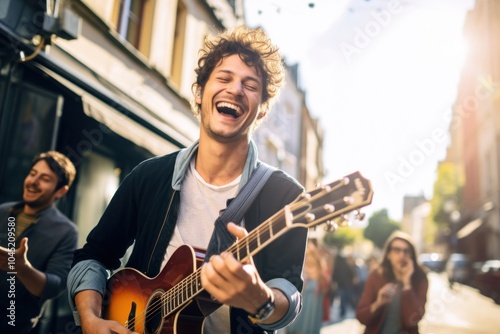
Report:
216,102,241,118
26,187,40,194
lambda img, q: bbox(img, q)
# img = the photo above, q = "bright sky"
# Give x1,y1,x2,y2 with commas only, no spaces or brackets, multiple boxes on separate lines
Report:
245,0,475,221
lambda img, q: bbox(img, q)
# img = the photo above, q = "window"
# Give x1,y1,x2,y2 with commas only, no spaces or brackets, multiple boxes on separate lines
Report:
0,83,63,202
170,1,187,87
112,0,154,56
0,0,9,19
73,152,120,247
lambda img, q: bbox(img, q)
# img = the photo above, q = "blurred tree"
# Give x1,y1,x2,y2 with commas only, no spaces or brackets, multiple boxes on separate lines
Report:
363,209,400,249
323,226,357,249
430,162,464,227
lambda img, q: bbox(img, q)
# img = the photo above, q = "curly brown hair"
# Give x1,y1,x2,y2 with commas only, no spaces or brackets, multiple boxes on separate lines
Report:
192,25,285,120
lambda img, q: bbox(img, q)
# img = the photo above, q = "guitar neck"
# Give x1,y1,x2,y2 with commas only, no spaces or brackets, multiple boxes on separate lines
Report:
227,174,370,262
228,206,291,262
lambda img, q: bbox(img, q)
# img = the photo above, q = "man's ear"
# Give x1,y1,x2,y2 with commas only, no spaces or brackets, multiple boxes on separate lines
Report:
55,185,69,200
195,88,202,104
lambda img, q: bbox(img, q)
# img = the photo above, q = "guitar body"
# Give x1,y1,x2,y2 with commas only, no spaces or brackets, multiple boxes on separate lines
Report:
103,245,219,334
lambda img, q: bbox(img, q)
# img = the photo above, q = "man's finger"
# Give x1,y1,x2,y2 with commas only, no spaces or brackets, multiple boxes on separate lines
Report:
226,223,255,266
227,222,247,239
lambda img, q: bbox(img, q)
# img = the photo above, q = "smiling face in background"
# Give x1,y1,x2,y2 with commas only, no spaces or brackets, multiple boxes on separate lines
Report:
23,160,68,215
196,54,264,144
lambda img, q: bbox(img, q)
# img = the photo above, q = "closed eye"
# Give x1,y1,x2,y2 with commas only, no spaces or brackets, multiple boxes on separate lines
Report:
244,83,258,91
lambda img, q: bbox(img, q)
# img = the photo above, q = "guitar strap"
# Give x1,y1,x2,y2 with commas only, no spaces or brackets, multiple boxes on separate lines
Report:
204,162,275,262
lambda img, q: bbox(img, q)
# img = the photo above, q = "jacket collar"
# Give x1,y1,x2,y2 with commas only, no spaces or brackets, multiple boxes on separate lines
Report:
9,201,56,218
172,139,259,191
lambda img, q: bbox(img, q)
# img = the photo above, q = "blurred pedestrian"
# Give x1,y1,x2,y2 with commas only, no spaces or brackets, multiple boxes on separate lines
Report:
318,246,334,322
0,151,78,333
352,257,367,306
332,253,356,319
366,254,379,272
356,231,428,334
287,241,328,334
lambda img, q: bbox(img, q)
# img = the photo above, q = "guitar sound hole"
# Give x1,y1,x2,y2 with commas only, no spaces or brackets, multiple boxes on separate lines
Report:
145,292,163,334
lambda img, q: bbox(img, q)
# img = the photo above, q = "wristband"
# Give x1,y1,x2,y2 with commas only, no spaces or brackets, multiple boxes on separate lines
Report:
248,294,275,324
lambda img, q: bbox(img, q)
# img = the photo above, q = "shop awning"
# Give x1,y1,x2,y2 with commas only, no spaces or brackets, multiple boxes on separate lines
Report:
81,95,179,156
31,63,185,156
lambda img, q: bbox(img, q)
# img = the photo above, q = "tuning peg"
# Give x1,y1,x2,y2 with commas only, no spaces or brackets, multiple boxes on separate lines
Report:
323,204,335,213
305,213,315,222
300,192,311,200
324,220,338,232
343,196,354,205
355,210,366,221
339,214,352,227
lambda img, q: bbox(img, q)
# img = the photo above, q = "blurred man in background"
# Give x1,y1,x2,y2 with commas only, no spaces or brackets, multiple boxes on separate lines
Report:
0,151,77,333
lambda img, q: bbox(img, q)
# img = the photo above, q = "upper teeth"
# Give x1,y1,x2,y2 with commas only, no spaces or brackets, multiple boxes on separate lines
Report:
217,102,240,113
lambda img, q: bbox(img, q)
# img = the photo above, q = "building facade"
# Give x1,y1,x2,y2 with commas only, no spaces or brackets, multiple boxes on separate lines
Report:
445,0,500,260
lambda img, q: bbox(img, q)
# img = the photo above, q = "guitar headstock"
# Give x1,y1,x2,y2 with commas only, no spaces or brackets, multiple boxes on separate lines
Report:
290,171,373,230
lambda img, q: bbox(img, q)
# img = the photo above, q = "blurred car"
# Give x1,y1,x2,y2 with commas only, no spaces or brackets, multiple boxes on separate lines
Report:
446,253,473,284
471,260,500,304
419,252,446,272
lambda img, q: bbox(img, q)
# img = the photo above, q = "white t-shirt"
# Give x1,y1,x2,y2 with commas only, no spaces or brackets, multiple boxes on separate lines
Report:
160,159,240,333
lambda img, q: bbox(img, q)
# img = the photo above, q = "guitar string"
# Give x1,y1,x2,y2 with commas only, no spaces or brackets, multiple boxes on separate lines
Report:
125,181,350,330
